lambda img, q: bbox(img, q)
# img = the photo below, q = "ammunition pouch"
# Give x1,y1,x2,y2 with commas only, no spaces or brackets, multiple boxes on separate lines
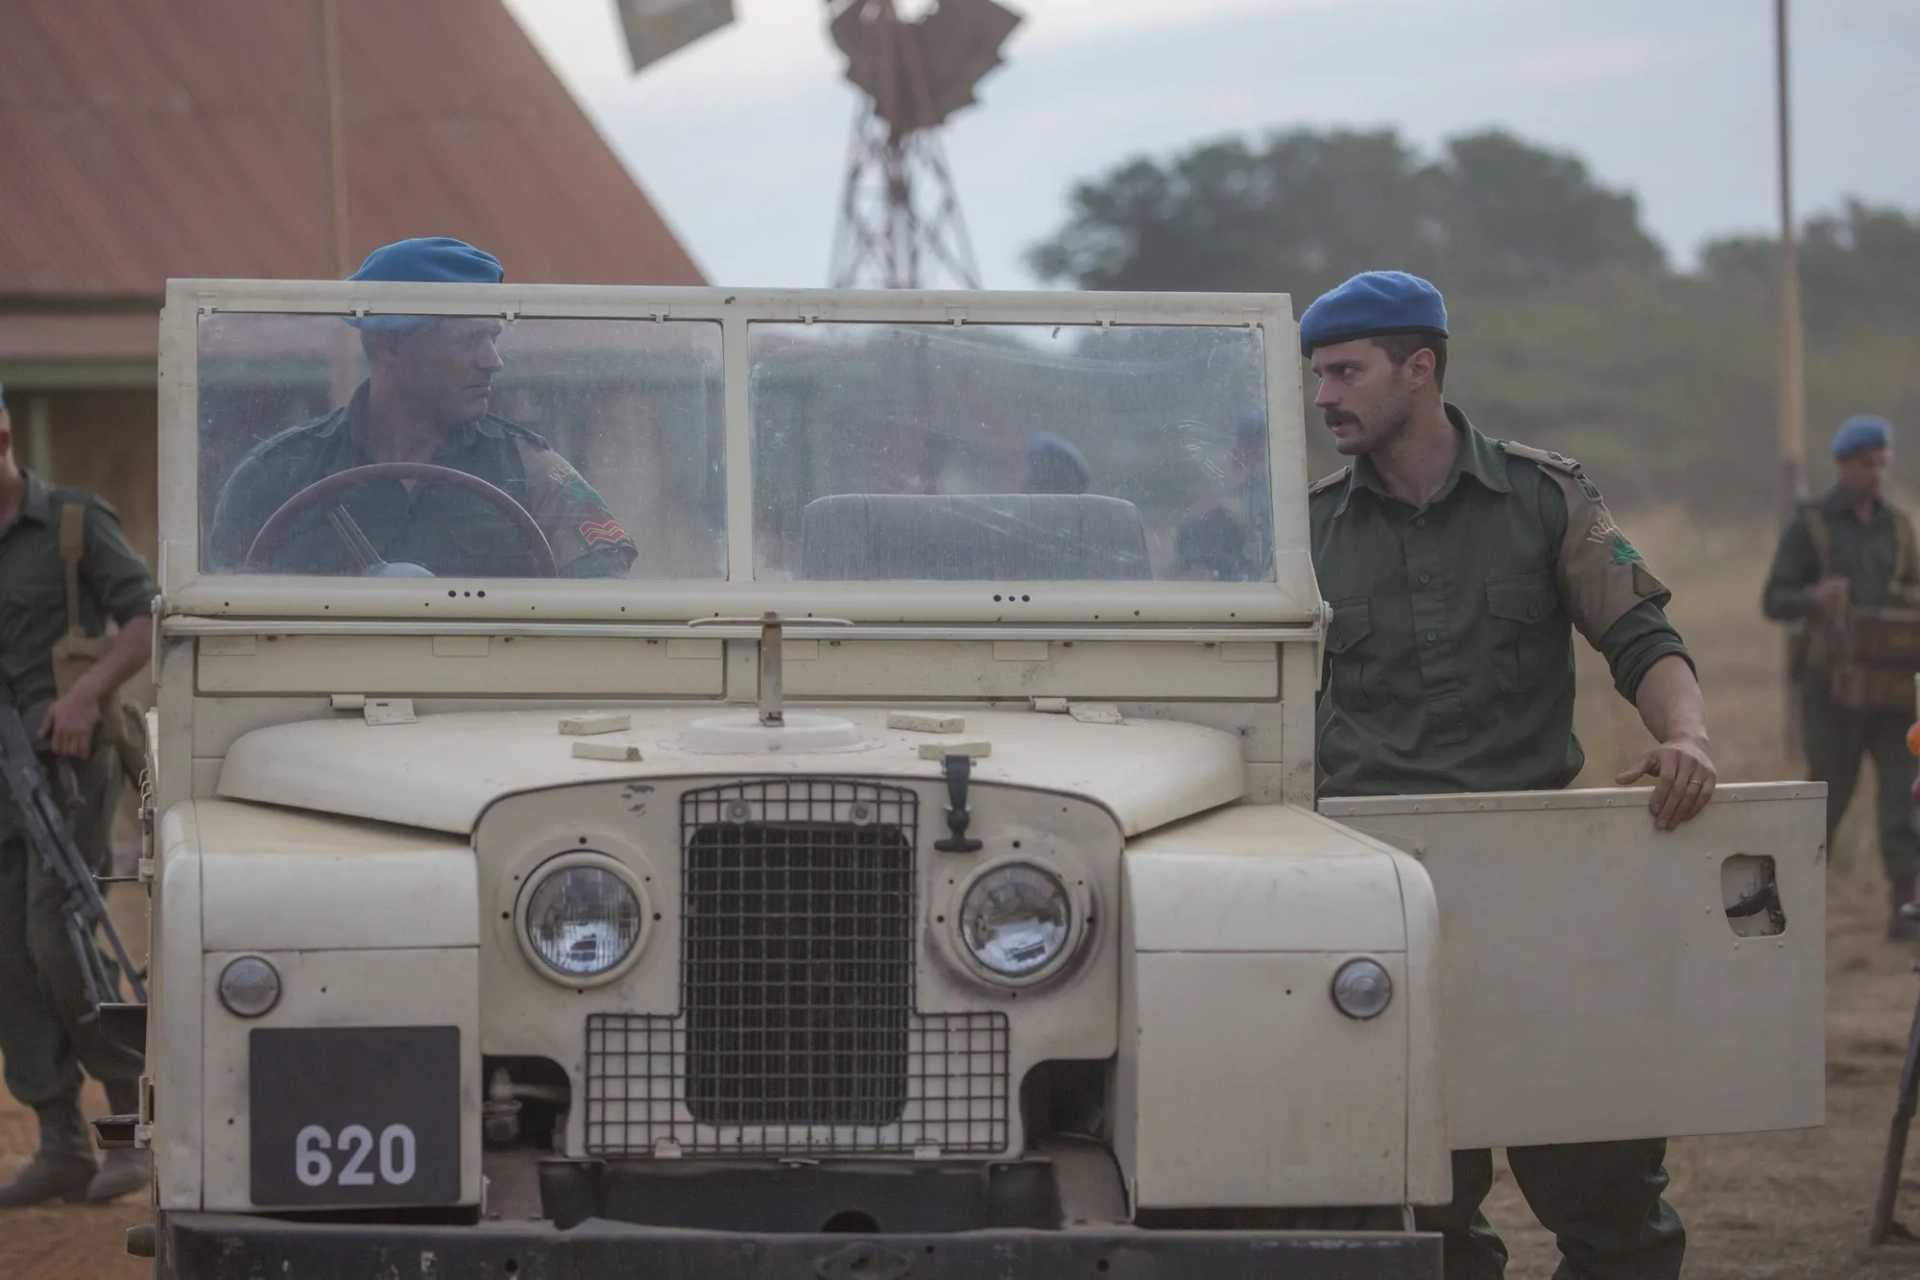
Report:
1824,606,1920,714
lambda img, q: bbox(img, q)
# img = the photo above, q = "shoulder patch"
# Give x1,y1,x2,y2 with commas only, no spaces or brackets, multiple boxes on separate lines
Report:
1500,439,1603,503
1308,467,1351,497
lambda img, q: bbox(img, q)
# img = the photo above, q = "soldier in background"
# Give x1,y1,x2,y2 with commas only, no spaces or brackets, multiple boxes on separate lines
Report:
1023,432,1092,495
1175,408,1274,581
1762,415,1920,940
0,383,155,1205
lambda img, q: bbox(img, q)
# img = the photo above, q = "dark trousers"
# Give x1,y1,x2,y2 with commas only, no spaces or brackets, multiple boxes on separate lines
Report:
1802,680,1920,882
0,734,141,1108
1415,1141,1685,1280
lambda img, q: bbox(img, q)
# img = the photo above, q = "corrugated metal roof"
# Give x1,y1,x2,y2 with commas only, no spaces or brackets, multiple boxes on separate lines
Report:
0,0,704,300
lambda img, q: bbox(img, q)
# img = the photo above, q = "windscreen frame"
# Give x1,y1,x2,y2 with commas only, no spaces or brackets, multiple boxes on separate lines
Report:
159,281,1314,625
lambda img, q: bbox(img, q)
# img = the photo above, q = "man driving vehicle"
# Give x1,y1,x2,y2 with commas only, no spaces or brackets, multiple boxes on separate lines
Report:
205,237,637,578
1175,406,1274,581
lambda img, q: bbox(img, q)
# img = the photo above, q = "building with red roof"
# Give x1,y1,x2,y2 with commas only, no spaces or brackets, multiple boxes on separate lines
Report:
0,0,702,558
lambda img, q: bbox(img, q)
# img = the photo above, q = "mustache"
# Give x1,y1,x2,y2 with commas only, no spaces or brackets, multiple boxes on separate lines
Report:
1323,409,1360,427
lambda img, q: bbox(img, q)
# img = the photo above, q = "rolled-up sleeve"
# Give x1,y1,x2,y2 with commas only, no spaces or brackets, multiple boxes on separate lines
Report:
1598,600,1694,702
82,498,157,625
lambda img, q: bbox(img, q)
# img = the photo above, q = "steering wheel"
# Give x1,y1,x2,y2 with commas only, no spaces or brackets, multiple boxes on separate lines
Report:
243,462,558,577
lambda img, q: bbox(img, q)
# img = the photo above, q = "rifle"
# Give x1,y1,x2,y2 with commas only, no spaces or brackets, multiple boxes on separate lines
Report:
1871,902,1920,1246
0,669,146,1015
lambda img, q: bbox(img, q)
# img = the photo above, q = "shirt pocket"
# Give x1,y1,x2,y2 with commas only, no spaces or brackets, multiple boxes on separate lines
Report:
1323,596,1380,712
1486,572,1561,695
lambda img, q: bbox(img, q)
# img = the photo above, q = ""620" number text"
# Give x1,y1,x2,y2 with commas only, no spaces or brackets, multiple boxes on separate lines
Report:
294,1123,417,1188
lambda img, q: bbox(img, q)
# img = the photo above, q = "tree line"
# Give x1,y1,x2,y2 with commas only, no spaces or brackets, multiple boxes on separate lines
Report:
1027,127,1920,518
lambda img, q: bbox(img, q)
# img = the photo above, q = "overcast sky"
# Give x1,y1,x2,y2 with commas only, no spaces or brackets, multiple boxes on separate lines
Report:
503,0,1920,289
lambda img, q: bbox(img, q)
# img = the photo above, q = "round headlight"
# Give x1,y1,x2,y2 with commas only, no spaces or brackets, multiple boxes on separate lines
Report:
524,862,643,979
959,863,1073,980
1331,957,1393,1020
218,955,281,1018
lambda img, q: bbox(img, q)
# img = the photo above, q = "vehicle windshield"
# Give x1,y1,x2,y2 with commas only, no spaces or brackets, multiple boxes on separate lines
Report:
752,323,1273,583
196,313,725,579
191,308,1275,587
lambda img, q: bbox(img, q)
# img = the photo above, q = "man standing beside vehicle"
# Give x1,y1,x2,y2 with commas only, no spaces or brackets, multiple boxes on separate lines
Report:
1763,415,1920,938
0,384,155,1205
1305,271,1715,1280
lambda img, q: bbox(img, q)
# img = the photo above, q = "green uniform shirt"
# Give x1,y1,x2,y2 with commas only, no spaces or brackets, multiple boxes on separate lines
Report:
205,382,638,579
1310,406,1692,797
1761,487,1920,620
0,474,156,709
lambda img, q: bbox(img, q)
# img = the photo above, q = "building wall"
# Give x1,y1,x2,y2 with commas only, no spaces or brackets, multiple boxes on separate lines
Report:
32,388,159,568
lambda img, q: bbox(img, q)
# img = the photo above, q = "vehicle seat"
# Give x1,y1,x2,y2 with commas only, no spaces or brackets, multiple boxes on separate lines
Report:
798,493,1152,580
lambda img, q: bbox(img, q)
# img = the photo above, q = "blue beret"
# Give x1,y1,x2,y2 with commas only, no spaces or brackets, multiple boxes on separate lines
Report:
1299,270,1449,358
347,237,504,332
1833,414,1893,458
349,236,502,285
1029,429,1090,491
1026,432,1091,485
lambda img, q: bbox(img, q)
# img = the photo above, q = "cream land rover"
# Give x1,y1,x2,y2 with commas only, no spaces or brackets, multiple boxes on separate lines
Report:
124,280,1823,1278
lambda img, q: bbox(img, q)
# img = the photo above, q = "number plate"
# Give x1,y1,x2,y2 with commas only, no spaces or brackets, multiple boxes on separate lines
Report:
249,1026,461,1206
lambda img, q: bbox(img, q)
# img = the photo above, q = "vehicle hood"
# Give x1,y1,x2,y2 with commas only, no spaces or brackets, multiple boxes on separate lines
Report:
216,706,1246,837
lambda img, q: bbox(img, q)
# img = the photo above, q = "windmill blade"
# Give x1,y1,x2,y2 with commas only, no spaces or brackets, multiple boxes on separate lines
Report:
831,0,1021,135
915,0,1022,123
614,0,736,74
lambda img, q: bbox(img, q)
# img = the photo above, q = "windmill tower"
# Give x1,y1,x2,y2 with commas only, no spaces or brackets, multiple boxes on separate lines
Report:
611,0,1020,290
826,0,1021,289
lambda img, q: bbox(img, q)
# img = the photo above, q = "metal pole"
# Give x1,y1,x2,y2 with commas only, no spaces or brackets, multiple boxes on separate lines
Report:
319,0,359,403
1776,0,1806,515
320,0,351,278
1776,0,1809,758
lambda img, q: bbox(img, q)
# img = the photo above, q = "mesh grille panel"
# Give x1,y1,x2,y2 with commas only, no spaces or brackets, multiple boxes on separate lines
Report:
683,801,914,1126
584,1010,1010,1156
580,777,1011,1157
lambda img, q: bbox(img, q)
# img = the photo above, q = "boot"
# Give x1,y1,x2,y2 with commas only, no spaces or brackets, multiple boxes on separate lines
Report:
1890,875,1920,942
0,1094,97,1207
86,1078,150,1203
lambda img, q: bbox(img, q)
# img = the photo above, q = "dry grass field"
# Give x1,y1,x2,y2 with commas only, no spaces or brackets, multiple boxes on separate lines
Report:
2,509,1918,1278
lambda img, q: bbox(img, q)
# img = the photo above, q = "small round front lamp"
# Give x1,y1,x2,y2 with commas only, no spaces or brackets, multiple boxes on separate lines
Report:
1330,957,1393,1020
521,859,644,981
217,955,281,1018
959,863,1073,980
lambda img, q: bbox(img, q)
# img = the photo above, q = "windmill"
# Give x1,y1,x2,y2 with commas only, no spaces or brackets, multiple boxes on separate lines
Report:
826,0,1021,289
611,0,1021,290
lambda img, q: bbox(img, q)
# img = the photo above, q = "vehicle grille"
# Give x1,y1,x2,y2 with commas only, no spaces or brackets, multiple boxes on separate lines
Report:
582,777,1010,1158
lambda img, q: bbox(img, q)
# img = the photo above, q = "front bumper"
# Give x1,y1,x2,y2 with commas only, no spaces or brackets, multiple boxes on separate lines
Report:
164,1213,1442,1279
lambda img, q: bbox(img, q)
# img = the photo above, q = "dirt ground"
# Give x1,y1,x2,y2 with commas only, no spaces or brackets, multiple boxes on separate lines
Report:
6,510,1920,1277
